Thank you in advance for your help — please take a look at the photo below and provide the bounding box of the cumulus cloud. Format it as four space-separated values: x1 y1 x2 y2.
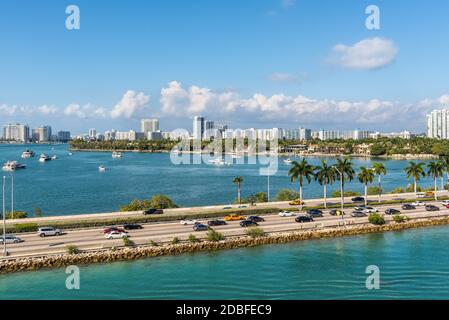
110 90 150 119
38 105 58 115
329 37 398 70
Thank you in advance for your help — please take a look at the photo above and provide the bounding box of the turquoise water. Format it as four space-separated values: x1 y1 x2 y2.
1 225 449 299
0 144 438 216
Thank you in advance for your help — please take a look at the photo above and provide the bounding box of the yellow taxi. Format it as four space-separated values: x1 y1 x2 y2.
223 214 246 221
289 199 304 206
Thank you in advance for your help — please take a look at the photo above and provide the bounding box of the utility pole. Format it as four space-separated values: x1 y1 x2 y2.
11 175 14 220
267 167 270 202
2 176 6 257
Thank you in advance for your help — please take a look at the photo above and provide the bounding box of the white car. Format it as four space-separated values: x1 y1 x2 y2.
442 200 449 206
278 211 295 217
412 201 426 206
180 219 198 225
0 234 22 244
416 192 426 198
362 207 378 214
104 231 128 239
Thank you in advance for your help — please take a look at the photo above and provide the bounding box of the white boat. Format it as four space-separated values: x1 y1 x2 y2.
283 158 293 164
208 158 231 166
2 161 27 171
99 165 106 172
21 150 35 159
51 155 58 160
39 154 51 162
112 151 123 158
68 152 73 156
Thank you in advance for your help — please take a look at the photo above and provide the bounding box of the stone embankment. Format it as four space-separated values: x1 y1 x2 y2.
2 216 449 274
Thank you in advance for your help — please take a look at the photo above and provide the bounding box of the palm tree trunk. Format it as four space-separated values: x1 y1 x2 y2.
378 175 382 203
299 183 303 211
365 184 368 206
323 183 327 209
434 177 438 201
237 184 241 204
441 176 444 191
414 179 417 194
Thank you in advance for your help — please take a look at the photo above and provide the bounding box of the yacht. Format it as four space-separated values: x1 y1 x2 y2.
112 151 123 158
39 154 51 162
2 161 27 171
21 150 35 159
51 155 58 160
283 158 293 164
99 165 106 172
68 152 73 156
208 158 231 166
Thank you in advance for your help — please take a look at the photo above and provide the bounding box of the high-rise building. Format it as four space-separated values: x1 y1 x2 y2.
193 116 205 140
32 126 52 142
427 109 449 139
141 119 159 135
57 131 71 142
299 128 312 140
89 128 97 139
3 123 29 142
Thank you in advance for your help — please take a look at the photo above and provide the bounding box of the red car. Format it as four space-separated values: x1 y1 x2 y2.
103 227 126 234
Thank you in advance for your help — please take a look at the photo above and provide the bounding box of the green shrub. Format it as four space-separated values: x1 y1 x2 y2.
368 213 386 225
13 223 38 233
367 186 381 195
275 189 300 201
206 229 224 242
66 245 80 255
4 211 28 219
332 190 361 197
245 227 266 238
392 215 405 223
149 240 159 246
34 208 43 217
390 187 405 194
406 185 422 192
238 192 268 204
188 234 200 243
123 237 135 247
120 194 179 211
171 237 180 244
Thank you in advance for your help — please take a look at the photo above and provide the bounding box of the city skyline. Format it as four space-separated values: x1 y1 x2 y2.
1 1 449 132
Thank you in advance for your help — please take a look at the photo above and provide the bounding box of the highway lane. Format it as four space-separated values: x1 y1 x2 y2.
3 200 449 258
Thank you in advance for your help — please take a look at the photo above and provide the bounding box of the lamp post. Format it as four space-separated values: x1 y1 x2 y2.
2 176 6 257
332 166 345 221
267 167 270 202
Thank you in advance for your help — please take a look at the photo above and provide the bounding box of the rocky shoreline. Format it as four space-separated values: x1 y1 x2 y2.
2 216 449 274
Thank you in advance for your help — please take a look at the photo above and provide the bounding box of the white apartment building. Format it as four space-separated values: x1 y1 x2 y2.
3 123 30 142
193 116 205 140
427 109 449 139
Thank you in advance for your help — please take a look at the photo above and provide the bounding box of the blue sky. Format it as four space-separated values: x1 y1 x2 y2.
1 0 449 133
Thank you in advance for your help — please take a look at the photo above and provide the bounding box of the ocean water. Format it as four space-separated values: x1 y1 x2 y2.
0 144 438 216
1 224 449 299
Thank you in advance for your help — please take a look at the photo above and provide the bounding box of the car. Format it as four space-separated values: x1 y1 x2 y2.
240 220 258 227
416 192 426 198
278 211 295 217
350 211 367 217
295 215 314 223
442 200 449 206
425 205 440 211
362 206 378 214
104 231 128 239
208 219 227 226
0 234 22 244
385 208 401 215
307 209 323 217
329 209 345 216
103 227 127 234
392 198 406 202
143 208 164 215
402 204 416 210
193 223 209 231
224 214 245 221
351 197 365 202
180 219 198 225
37 227 63 237
289 199 304 206
425 191 435 197
412 201 426 206
237 205 248 208
247 216 265 223
223 206 232 210
123 223 143 230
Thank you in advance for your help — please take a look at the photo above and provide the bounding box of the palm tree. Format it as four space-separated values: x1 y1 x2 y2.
314 160 336 208
404 161 426 194
232 176 244 204
288 159 315 209
427 161 444 201
358 167 375 205
372 162 387 203
334 157 355 210
441 156 449 191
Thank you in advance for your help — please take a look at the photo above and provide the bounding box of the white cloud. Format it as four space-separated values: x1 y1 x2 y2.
38 105 58 115
160 81 214 115
329 37 398 70
110 90 150 119
267 72 299 83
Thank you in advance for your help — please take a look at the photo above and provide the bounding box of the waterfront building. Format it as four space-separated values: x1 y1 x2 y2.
147 131 162 140
427 109 449 139
3 123 30 142
89 128 97 139
193 116 205 140
299 128 312 140
115 130 141 141
57 131 71 142
141 119 159 135
32 125 52 142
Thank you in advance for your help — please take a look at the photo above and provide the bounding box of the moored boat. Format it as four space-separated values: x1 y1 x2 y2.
21 149 35 159
2 161 27 171
39 154 51 162
112 151 123 158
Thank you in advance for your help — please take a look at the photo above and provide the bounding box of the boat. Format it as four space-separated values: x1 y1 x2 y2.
39 154 51 162
2 161 27 171
99 165 106 172
21 150 35 159
68 152 73 156
112 151 123 158
208 158 231 166
283 158 293 164
51 155 58 160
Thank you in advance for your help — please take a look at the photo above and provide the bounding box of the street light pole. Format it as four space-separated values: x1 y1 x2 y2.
11 175 13 220
332 166 345 221
267 167 270 202
2 176 6 257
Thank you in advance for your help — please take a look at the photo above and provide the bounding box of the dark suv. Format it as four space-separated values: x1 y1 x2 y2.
143 208 164 215
295 216 314 223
